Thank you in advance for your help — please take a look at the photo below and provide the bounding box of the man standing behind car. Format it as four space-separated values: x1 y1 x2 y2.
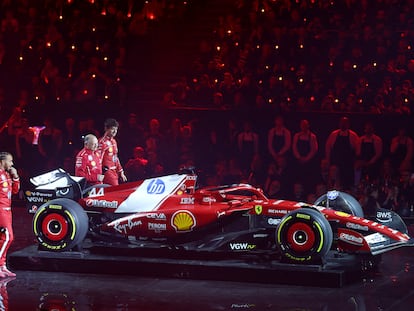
75 134 104 187
0 151 20 277
98 118 127 186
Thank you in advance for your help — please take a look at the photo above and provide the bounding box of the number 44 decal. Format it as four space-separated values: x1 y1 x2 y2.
88 187 105 197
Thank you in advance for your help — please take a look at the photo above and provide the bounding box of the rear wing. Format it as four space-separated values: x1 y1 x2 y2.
25 169 86 213
30 168 85 189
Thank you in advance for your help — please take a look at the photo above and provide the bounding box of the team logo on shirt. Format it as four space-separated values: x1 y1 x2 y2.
91 161 96 166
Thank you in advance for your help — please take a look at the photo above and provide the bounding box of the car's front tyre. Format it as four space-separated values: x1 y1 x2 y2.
314 190 364 217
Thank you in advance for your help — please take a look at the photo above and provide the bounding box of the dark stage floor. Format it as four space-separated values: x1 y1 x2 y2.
4 206 414 310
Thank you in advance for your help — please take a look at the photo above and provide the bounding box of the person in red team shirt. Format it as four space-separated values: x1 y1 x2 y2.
75 134 104 186
0 152 20 278
98 118 127 186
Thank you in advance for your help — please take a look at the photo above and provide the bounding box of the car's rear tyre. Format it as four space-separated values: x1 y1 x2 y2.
33 198 89 252
276 208 333 263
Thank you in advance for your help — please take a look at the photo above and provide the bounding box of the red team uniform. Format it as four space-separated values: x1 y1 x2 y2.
75 148 102 186
0 169 19 267
98 135 124 186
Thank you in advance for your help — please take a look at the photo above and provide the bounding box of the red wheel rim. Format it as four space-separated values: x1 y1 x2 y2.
42 213 69 241
287 222 315 252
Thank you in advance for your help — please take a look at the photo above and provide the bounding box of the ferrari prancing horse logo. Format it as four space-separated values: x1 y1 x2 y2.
255 205 262 215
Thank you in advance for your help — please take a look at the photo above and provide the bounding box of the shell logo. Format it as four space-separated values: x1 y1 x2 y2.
171 210 196 232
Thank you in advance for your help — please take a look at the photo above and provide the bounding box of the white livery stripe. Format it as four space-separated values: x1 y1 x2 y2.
115 174 187 213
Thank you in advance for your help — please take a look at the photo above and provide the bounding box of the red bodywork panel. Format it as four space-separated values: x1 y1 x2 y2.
78 174 250 237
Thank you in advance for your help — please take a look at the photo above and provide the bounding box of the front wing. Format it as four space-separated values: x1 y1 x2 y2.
337 227 414 256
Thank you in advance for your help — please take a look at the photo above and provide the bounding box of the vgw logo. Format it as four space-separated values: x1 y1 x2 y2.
26 196 45 203
229 243 256 250
147 179 165 194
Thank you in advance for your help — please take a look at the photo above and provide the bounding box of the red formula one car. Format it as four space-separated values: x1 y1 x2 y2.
24 168 414 265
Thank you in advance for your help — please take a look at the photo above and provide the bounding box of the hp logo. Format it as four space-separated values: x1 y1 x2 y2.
147 179 165 194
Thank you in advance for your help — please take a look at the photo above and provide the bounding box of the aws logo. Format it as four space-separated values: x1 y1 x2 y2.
376 210 392 223
147 179 165 194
